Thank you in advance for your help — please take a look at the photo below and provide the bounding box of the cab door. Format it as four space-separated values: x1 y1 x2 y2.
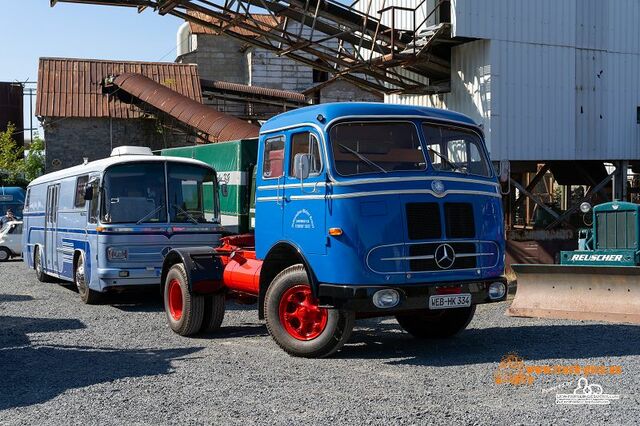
45 184 60 274
283 129 327 255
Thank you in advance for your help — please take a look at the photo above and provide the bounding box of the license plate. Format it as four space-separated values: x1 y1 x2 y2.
429 293 472 310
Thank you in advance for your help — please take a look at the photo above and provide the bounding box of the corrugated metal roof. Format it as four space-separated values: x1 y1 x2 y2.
188 11 281 38
36 57 202 118
113 73 259 142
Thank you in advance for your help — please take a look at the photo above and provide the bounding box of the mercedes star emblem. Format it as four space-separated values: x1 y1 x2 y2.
431 180 445 195
434 243 456 269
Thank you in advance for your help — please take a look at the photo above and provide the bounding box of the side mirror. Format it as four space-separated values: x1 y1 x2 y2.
220 182 229 197
84 177 99 201
293 153 312 180
83 186 94 201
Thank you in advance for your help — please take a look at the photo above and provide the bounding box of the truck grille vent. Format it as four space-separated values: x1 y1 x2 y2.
406 202 441 240
445 203 475 238
409 242 477 271
596 210 636 249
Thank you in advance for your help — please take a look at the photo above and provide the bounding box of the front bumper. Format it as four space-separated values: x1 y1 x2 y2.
97 267 162 287
317 277 508 313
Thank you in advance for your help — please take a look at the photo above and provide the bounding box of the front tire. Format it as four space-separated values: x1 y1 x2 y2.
75 254 101 304
264 265 355 358
0 247 10 262
164 264 204 336
34 246 53 283
396 306 476 339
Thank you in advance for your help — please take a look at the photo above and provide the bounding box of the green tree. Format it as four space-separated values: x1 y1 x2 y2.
0 123 26 186
24 134 45 181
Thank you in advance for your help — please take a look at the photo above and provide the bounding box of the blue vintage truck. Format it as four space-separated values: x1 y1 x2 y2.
161 103 507 358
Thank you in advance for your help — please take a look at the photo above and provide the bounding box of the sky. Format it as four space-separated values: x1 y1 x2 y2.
0 1 184 140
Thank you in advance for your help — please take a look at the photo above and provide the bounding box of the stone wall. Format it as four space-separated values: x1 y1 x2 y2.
42 117 191 172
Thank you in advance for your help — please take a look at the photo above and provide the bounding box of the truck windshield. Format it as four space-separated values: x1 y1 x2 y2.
167 163 217 224
422 123 492 177
329 122 426 176
101 163 167 224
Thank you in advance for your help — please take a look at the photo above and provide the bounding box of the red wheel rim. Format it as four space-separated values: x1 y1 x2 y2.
278 284 328 341
168 279 183 321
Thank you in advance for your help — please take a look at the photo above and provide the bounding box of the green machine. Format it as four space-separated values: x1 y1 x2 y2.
509 201 640 324
162 139 258 234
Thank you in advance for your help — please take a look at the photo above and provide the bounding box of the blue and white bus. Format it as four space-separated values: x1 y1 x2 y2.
22 146 222 303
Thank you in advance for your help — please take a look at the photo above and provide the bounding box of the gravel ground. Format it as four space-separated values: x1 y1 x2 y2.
1 259 638 425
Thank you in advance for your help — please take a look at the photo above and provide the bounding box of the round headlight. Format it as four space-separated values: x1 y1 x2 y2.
580 202 592 214
488 282 506 300
372 289 400 309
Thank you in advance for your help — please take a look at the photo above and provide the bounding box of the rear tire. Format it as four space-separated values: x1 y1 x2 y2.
34 246 53 283
75 254 101 305
396 306 476 339
264 265 355 358
164 264 204 336
200 293 226 333
0 247 10 262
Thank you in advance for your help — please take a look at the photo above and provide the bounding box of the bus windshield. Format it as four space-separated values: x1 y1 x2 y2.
167 163 217 224
102 163 167 224
101 162 218 224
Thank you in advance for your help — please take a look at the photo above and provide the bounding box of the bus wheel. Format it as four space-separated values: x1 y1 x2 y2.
34 246 53 283
395 306 476 339
200 293 226 333
0 247 10 262
164 263 204 336
75 254 101 304
264 265 355 358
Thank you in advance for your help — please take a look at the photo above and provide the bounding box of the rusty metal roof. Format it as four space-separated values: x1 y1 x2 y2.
113 73 259 142
188 11 281 38
36 57 202 118
200 79 308 103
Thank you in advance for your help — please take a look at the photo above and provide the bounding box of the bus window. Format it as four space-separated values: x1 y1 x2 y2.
167 163 218 224
75 175 89 208
101 163 167 224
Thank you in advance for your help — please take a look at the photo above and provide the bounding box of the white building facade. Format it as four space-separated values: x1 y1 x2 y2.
361 0 640 162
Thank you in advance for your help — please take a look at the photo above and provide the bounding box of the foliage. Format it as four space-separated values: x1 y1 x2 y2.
24 134 45 181
0 123 44 186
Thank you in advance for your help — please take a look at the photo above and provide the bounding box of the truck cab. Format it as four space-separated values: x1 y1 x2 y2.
161 103 507 358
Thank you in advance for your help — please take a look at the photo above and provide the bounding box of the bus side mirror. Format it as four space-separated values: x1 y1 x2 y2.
220 182 229 197
84 177 99 201
84 186 94 201
293 153 312 180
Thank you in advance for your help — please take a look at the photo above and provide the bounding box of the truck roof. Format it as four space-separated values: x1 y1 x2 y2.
29 154 212 187
260 102 478 134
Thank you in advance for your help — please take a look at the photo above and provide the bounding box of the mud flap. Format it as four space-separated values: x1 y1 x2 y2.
507 264 640 324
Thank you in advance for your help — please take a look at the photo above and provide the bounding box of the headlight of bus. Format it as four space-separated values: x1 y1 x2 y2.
107 247 128 261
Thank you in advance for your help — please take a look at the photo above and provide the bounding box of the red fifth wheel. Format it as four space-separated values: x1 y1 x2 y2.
264 265 355 358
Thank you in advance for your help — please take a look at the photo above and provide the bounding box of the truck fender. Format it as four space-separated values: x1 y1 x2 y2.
161 247 225 295
257 241 319 319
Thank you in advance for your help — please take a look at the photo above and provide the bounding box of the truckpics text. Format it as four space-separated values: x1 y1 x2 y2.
161 103 507 358
23 146 220 303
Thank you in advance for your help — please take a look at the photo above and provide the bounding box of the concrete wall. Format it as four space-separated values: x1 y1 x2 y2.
42 117 191 172
316 80 383 104
179 35 248 84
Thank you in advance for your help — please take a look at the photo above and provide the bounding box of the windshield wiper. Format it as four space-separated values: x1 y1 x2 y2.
427 148 467 174
136 204 165 225
339 144 387 174
172 204 199 224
